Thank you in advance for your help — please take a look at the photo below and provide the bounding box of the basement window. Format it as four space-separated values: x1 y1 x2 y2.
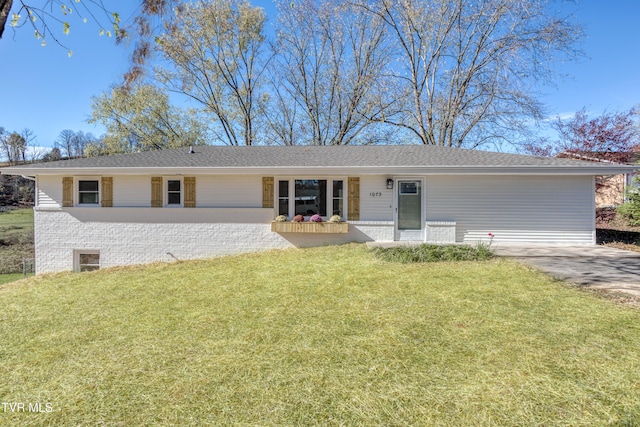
75 250 100 272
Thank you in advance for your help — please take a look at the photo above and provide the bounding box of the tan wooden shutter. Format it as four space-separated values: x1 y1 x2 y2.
151 177 163 207
262 177 274 208
101 177 113 207
184 177 196 208
348 177 360 220
62 177 73 207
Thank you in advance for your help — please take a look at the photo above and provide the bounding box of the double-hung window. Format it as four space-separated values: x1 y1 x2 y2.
78 179 99 205
167 179 182 206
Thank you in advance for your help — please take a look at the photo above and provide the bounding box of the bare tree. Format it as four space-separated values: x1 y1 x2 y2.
270 0 396 146
153 0 268 146
55 129 75 158
1 132 26 164
18 128 36 162
352 0 582 148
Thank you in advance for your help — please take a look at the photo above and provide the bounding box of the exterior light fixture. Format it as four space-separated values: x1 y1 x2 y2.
386 178 394 189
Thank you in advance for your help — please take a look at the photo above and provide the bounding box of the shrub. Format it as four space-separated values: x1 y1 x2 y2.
618 179 640 226
372 243 494 263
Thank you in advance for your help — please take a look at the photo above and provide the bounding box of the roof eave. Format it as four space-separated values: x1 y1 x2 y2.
2 164 637 176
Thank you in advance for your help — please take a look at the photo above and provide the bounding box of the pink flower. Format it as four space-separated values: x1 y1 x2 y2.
488 233 494 238
310 214 323 222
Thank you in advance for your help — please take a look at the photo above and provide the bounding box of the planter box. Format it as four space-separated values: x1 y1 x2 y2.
271 221 349 234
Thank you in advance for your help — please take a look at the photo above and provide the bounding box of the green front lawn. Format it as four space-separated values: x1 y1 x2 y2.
1 244 639 426
0 208 34 274
0 273 29 285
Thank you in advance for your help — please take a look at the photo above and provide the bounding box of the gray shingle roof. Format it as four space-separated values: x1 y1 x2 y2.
2 145 637 174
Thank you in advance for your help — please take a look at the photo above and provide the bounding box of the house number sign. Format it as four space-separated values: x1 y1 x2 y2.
369 192 383 197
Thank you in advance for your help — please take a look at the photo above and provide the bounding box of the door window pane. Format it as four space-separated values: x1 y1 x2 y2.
398 181 421 230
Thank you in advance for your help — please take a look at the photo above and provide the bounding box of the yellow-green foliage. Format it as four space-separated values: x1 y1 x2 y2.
1 244 639 426
618 175 640 226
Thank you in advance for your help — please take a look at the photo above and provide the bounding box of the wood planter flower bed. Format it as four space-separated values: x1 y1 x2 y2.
271 221 349 234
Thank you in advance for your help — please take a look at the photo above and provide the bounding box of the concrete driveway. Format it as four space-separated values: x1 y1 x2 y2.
496 245 640 297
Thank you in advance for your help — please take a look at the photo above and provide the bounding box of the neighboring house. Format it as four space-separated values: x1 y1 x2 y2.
1 145 636 274
556 150 640 207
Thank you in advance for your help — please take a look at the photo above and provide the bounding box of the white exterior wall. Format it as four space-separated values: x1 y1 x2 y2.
37 175 63 208
424 175 595 244
359 175 394 221
113 176 151 207
197 175 261 207
37 175 263 208
33 208 391 274
32 173 596 274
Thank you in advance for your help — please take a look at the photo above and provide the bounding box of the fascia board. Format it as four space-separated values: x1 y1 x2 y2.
2 164 638 176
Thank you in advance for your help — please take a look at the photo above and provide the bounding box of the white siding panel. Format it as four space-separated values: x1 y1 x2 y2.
197 175 262 207
37 175 63 208
113 176 152 207
425 175 594 244
360 175 393 221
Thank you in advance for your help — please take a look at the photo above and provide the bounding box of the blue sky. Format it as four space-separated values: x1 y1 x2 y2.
0 0 638 152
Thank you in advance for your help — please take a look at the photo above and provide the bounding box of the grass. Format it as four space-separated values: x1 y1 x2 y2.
372 243 494 262
0 208 34 274
1 244 640 426
0 273 29 285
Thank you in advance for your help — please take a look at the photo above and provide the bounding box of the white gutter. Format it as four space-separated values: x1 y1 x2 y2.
2 164 638 176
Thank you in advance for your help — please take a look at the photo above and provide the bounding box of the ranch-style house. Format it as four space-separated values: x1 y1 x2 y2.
1 145 636 274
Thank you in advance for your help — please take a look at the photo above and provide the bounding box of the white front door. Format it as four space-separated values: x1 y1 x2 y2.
396 180 423 241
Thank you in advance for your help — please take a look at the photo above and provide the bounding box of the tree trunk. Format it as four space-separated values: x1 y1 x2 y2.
0 0 12 39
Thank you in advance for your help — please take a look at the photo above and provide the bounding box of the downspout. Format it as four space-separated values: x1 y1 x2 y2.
623 173 628 203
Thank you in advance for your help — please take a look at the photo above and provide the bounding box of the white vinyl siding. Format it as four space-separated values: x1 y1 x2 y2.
36 175 63 208
113 176 152 207
425 175 595 244
359 175 393 221
197 175 261 207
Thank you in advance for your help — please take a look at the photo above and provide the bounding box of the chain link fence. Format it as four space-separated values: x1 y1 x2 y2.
22 257 35 278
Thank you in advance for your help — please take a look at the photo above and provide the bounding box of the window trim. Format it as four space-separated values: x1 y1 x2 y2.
74 250 100 272
164 176 184 207
275 177 347 220
75 177 101 207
